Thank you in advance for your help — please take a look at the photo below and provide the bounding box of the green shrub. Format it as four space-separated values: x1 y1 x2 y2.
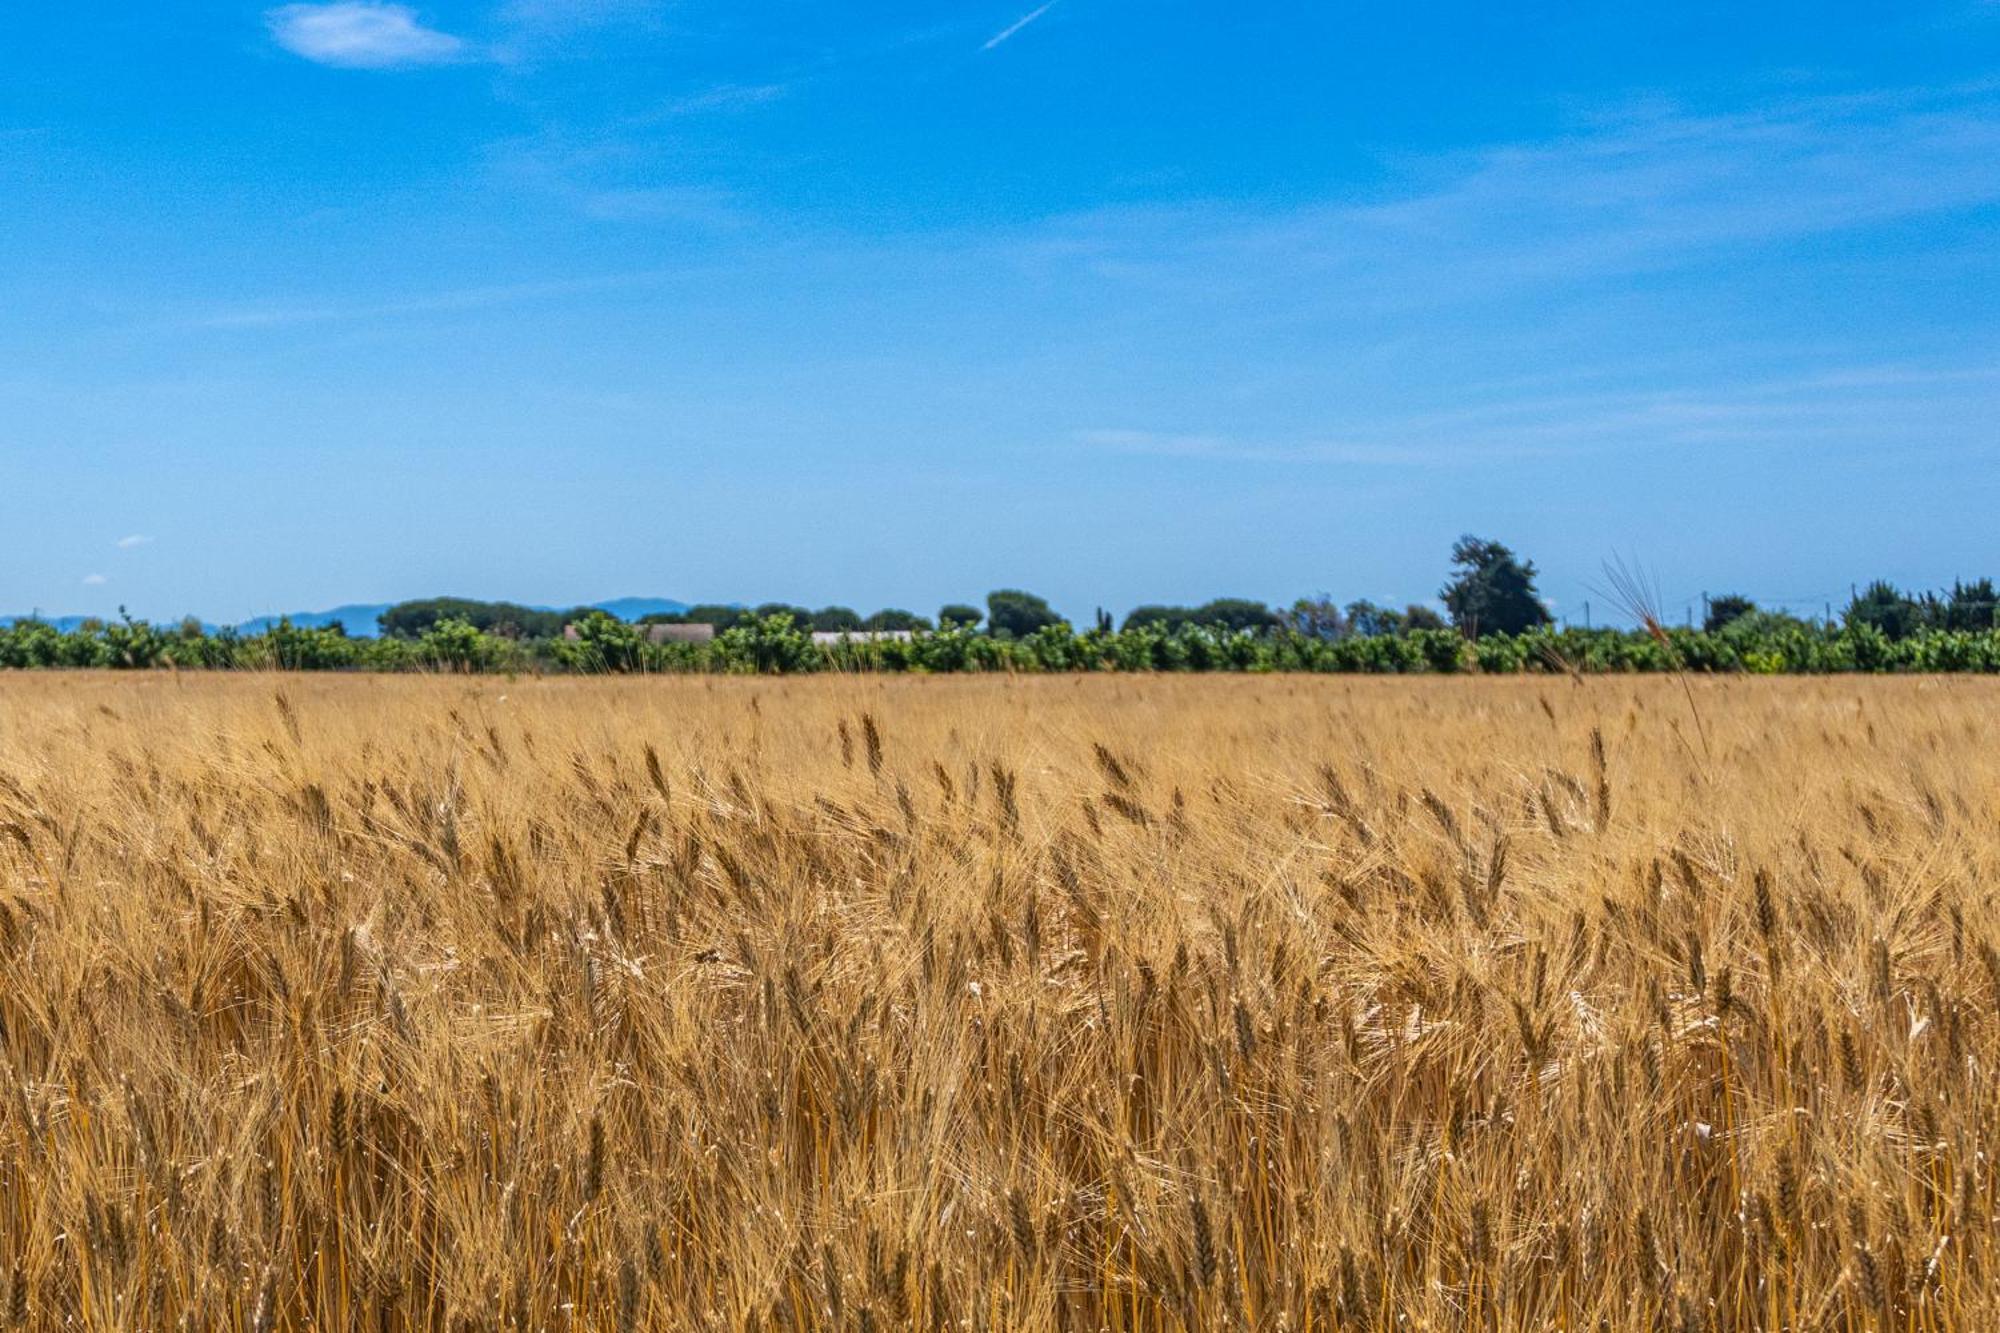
8 611 2000 678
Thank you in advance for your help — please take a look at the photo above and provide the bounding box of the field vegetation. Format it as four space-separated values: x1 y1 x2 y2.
1 673 1997 1329
13 610 2000 676
9 538 1997 676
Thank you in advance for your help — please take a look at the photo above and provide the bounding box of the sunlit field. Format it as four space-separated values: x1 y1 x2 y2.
2 672 1997 1330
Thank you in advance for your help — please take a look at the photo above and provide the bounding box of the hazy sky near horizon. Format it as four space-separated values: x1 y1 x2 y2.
4 2 1998 624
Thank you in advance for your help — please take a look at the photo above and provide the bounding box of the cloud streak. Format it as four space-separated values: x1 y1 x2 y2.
643 83 790 119
266 3 468 69
1001 83 2000 315
1078 361 2000 468
190 268 690 331
982 1 1060 51
115 534 152 549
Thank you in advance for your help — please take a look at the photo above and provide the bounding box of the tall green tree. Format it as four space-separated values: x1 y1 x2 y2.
1190 598 1279 633
986 590 1063 639
864 608 932 631
938 603 984 630
753 603 815 626
1439 536 1552 637
673 604 749 630
1946 578 1998 631
810 606 863 632
1845 581 1926 640
1287 595 1347 641
1401 605 1447 632
1122 605 1189 631
1704 594 1757 632
1342 600 1401 637
379 597 572 639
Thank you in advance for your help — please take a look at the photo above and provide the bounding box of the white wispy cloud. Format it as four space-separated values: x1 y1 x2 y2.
983 0 1061 51
115 534 152 549
158 76 2000 482
81 573 108 587
1002 83 2000 312
482 130 742 225
482 0 668 65
644 83 790 119
266 3 469 70
191 268 690 331
1078 362 2000 468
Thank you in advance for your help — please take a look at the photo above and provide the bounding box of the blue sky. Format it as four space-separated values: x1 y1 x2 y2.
4 2 1998 625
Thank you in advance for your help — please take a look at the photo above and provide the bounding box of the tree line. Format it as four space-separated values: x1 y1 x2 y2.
368 539 1555 642
6 536 1998 673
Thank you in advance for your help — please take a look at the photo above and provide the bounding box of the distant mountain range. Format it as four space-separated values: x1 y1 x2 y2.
2 597 690 639
0 614 109 634
233 604 396 636
586 597 692 623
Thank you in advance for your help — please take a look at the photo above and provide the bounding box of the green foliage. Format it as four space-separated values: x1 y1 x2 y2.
715 613 817 674
261 619 364 671
5 615 2000 675
1343 600 1447 637
1717 608 1811 638
1342 600 1401 638
810 606 863 632
1286 595 1345 641
102 610 172 669
864 608 932 631
12 565 2000 677
0 618 108 667
1840 579 1997 640
1472 634 1529 673
1122 598 1277 634
379 597 576 639
1440 536 1553 637
1704 593 1757 632
753 603 815 626
1845 581 1926 641
1945 579 1999 631
1122 605 1184 631
1191 598 1279 633
1411 628 1469 673
986 589 1063 639
938 603 984 630
552 611 644 674
1401 605 1447 632
1743 649 1784 675
660 604 750 630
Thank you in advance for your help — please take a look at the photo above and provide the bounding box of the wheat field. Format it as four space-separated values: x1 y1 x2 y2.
0 672 1996 1331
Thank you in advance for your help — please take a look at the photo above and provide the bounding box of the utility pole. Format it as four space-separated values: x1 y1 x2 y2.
1583 601 1590 629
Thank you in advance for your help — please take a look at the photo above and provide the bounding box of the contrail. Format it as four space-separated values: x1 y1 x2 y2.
981 0 1060 50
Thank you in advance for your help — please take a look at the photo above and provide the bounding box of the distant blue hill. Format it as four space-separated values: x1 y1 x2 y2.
235 603 394 636
4 598 691 639
587 597 692 622
0 614 104 633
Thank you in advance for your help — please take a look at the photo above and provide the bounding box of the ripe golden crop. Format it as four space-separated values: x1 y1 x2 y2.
0 673 1995 1329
